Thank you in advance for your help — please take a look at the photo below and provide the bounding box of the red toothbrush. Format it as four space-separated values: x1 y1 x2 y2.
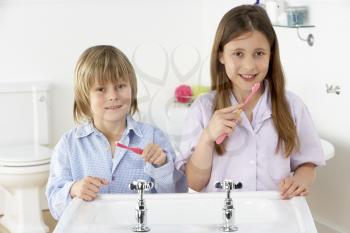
116 142 143 155
215 82 261 144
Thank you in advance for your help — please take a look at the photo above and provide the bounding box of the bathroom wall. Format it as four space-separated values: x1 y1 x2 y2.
275 1 350 232
0 0 349 232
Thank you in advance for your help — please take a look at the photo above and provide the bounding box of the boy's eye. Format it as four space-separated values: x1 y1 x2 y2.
117 84 126 89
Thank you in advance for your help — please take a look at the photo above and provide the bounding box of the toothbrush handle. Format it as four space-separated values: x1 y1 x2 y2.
216 133 228 144
243 92 254 106
130 147 144 155
116 142 144 155
215 83 259 145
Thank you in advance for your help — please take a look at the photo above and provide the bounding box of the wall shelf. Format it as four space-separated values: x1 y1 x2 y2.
273 24 315 28
273 24 315 46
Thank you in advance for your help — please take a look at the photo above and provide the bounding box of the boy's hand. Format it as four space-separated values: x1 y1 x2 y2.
279 175 309 199
70 176 109 201
142 143 167 166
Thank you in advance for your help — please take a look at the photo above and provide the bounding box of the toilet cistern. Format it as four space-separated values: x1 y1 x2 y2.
0 81 52 233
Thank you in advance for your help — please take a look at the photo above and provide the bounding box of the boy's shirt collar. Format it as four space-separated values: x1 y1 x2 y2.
74 122 94 138
125 115 143 138
74 114 143 139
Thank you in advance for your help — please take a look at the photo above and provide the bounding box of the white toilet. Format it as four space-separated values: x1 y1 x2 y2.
0 81 52 233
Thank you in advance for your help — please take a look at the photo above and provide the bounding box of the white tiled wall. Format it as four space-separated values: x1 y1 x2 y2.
0 0 349 231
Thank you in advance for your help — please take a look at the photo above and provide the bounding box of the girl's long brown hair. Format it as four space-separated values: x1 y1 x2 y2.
210 5 299 156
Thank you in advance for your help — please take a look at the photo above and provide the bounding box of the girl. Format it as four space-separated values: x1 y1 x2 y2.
46 45 187 220
176 5 325 198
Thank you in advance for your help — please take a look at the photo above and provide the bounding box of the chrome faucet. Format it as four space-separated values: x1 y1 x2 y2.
215 180 243 232
129 180 154 232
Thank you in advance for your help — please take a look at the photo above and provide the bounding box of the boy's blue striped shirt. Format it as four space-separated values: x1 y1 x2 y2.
46 115 187 219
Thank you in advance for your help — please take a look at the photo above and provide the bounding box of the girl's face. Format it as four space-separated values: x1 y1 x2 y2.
89 80 132 126
219 30 271 95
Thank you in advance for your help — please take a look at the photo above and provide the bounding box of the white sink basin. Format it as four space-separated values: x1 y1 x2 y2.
54 192 317 233
320 138 335 160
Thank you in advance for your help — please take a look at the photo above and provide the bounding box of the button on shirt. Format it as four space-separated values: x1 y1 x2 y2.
175 83 325 192
46 116 187 220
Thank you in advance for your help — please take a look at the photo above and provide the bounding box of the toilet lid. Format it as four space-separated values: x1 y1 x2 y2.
0 145 52 167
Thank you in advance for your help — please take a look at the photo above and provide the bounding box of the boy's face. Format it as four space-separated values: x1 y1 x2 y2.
219 30 270 96
89 80 132 126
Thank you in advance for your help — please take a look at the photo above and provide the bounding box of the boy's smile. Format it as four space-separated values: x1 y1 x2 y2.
104 104 123 110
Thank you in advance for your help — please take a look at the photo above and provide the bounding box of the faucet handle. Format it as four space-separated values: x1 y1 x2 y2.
215 180 243 191
235 182 242 189
129 179 154 192
215 182 223 189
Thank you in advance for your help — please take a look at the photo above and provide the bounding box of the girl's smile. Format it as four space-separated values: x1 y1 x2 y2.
239 73 258 82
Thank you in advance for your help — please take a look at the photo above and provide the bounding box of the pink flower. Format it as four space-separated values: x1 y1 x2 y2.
175 85 192 103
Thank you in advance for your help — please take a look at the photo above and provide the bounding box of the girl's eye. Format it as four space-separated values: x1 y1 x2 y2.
255 51 265 56
233 51 243 57
96 87 105 92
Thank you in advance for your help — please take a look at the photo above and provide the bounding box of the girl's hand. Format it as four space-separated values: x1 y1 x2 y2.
205 104 243 142
70 176 109 201
142 143 167 166
279 175 310 199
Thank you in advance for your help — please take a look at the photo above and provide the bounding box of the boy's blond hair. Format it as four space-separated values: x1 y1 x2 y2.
73 45 138 124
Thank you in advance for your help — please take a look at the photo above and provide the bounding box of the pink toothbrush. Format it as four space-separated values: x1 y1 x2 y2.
116 142 143 155
215 82 261 144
